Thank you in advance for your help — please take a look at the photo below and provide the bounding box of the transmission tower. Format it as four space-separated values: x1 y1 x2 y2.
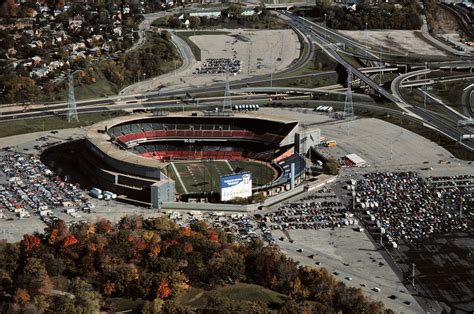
222 68 232 111
344 69 353 118
67 73 78 122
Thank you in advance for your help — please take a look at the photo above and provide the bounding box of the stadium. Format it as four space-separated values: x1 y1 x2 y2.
83 112 313 207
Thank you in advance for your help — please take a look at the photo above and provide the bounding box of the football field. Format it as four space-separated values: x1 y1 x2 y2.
166 160 275 195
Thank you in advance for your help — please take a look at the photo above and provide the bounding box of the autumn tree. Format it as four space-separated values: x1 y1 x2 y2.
207 248 245 284
4 75 41 104
19 258 52 297
21 234 41 256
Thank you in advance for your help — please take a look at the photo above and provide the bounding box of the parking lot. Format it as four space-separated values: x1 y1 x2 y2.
195 58 241 75
264 187 357 232
265 186 423 313
354 172 473 245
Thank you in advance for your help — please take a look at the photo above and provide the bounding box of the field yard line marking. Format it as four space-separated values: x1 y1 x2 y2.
225 160 234 172
170 162 188 194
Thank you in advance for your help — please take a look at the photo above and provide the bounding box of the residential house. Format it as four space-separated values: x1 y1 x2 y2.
30 67 49 78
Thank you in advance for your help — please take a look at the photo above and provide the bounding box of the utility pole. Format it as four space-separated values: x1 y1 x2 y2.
390 140 393 161
379 46 383 85
324 13 327 39
223 67 232 112
424 62 428 108
344 69 354 136
352 188 356 210
412 263 415 288
365 22 368 58
67 72 78 123
269 47 274 88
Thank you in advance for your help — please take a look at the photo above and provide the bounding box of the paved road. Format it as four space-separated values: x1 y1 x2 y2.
461 84 474 118
284 12 474 151
391 68 474 150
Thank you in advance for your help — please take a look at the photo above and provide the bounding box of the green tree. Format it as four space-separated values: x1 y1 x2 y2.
323 159 339 175
142 298 164 313
19 258 52 297
188 16 201 29
68 278 101 313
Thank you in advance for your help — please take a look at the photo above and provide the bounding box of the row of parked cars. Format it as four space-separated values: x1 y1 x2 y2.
0 152 93 221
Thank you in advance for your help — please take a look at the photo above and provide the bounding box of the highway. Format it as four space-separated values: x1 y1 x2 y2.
1 10 473 152
461 84 474 118
282 12 474 151
283 12 404 103
391 69 474 149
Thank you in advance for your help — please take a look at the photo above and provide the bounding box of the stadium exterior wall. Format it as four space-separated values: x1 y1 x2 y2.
85 139 163 180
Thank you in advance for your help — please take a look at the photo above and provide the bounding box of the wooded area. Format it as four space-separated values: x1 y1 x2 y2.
0 216 386 313
299 0 422 30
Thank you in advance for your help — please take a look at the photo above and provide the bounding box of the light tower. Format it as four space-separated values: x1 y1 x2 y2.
67 72 78 122
344 69 353 118
222 68 232 111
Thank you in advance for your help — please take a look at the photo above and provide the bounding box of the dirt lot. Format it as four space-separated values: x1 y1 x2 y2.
429 4 460 35
339 30 447 56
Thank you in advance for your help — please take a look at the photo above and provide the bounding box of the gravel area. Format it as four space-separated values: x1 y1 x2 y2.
339 30 447 56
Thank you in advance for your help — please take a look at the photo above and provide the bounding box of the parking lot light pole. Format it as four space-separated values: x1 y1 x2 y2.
365 22 368 57
424 62 428 108
324 13 327 39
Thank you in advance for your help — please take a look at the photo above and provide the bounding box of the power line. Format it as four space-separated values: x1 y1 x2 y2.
344 68 354 118
222 67 232 111
67 72 78 123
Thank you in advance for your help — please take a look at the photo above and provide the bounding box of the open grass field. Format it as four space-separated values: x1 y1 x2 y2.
0 111 128 138
229 160 276 186
177 282 288 308
166 160 275 194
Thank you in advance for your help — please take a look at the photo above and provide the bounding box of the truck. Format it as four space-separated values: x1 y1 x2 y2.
65 208 76 214
325 140 337 147
89 187 103 199
104 191 117 200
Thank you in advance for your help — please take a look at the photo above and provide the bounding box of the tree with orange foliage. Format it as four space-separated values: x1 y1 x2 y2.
184 242 193 254
103 281 116 296
180 227 192 237
156 280 171 299
14 288 30 307
207 230 219 243
5 0 18 17
95 219 113 234
62 235 78 247
48 229 59 245
147 242 161 258
86 223 95 240
21 234 41 254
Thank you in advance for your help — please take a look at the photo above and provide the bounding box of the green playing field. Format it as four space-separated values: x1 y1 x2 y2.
166 160 276 195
